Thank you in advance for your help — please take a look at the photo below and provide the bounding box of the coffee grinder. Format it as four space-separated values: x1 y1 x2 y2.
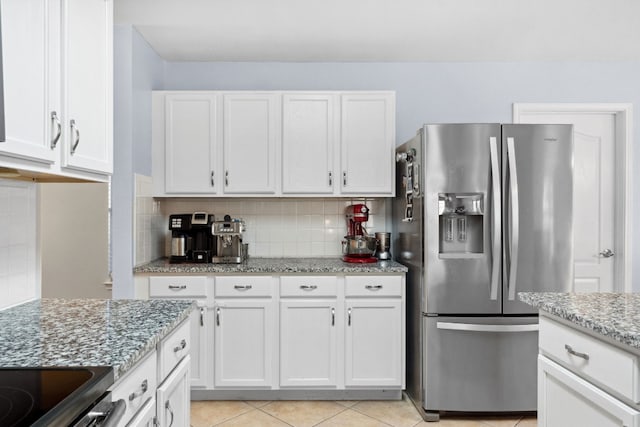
342 204 378 263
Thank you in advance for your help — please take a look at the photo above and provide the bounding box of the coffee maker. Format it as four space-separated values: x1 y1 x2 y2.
169 212 215 263
211 215 246 264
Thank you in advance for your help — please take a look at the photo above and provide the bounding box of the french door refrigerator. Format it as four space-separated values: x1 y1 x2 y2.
393 123 573 421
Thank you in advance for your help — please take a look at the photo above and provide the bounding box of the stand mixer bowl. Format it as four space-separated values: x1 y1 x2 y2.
342 235 378 257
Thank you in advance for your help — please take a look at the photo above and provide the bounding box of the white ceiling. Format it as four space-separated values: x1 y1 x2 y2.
114 0 640 62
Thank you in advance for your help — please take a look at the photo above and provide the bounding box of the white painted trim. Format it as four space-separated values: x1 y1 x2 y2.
513 103 633 292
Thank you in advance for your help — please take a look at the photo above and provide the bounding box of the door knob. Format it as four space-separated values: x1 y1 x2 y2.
599 249 614 258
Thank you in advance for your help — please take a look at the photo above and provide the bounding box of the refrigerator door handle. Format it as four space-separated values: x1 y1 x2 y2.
436 322 538 333
489 136 500 300
506 137 520 301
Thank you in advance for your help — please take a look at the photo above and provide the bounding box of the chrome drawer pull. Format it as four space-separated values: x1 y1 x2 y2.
565 344 589 360
128 379 148 401
331 307 335 326
168 285 186 290
234 285 252 291
300 285 317 291
348 308 352 326
365 285 383 291
173 339 187 353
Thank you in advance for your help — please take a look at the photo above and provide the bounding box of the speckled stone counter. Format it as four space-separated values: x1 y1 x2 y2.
134 257 408 274
0 298 195 380
519 292 640 351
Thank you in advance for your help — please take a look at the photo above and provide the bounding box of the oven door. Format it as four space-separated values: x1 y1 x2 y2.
72 392 126 427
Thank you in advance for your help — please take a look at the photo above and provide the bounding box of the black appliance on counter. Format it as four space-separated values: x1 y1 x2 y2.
169 212 215 263
0 366 121 426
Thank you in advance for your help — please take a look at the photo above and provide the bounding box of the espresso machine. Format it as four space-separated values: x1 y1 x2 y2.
342 204 378 263
211 215 247 264
169 212 215 263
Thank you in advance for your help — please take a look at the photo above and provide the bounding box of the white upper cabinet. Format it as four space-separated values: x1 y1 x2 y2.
152 91 395 197
164 94 219 194
340 93 395 195
0 0 56 164
0 0 113 181
60 0 113 175
282 93 337 194
223 93 279 194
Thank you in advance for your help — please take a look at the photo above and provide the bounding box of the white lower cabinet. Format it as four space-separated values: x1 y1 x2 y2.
345 299 403 387
280 300 338 387
538 315 640 427
110 350 157 425
156 356 191 427
214 300 274 387
126 397 156 427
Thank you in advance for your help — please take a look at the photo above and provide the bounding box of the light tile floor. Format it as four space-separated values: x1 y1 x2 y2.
191 396 538 427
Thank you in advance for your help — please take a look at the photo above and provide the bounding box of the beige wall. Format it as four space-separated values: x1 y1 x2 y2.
39 183 111 298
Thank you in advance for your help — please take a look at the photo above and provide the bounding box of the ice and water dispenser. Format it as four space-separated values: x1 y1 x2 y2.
438 193 484 257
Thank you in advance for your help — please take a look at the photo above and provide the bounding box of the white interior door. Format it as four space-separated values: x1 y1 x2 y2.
514 104 632 292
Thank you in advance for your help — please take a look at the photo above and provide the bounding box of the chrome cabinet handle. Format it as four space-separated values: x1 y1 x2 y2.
347 308 352 326
50 111 62 149
173 339 186 353
565 344 589 360
165 401 175 427
343 171 347 186
328 171 333 186
489 136 501 301
225 170 229 186
365 285 383 291
200 307 204 326
128 379 148 401
234 285 252 291
168 285 186 290
211 171 215 187
599 249 615 258
216 307 220 326
70 119 80 154
300 285 317 291
331 307 335 326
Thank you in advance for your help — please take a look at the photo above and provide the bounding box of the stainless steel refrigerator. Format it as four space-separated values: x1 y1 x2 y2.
392 123 573 421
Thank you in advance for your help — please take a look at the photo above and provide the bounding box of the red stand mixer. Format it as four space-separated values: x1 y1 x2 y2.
342 204 378 263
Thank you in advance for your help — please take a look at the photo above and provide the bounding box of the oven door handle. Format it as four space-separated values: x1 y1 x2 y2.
96 399 126 427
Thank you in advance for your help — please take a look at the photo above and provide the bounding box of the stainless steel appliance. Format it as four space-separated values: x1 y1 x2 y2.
342 204 377 263
393 123 573 420
375 231 391 260
211 215 247 264
0 1 5 142
0 366 122 426
169 212 215 263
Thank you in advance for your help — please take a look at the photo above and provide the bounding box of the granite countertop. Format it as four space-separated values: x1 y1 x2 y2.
519 292 640 350
134 257 408 274
0 298 195 380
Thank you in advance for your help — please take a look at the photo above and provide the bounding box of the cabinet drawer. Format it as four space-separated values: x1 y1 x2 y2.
159 319 191 381
345 275 402 297
110 350 157 425
215 276 273 297
280 276 337 297
539 316 640 404
149 276 208 298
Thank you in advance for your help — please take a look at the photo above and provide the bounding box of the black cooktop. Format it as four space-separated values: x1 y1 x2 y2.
0 367 113 426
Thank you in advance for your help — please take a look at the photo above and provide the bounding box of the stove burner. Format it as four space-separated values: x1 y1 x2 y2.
0 387 34 427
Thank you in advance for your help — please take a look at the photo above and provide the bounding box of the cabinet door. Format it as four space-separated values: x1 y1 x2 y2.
223 94 279 194
282 94 336 194
280 300 338 387
165 94 219 194
214 300 274 387
61 0 112 174
190 305 213 388
345 299 402 387
0 0 57 163
157 356 191 427
538 356 640 427
340 93 395 195
126 397 156 427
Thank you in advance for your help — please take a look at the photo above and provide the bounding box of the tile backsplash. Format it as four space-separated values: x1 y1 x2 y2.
134 175 165 266
159 197 389 258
